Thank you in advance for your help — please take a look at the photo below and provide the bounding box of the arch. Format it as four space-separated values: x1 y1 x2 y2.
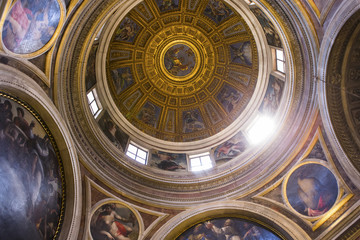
318 0 360 189
0 63 82 240
151 201 310 240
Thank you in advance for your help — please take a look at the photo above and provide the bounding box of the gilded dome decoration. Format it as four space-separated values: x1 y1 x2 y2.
106 0 258 142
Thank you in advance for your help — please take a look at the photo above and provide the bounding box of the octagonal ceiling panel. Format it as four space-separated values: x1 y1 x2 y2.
106 0 258 142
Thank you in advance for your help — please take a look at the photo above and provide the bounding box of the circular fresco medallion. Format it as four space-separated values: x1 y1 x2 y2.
163 43 197 78
90 202 139 240
284 162 338 217
2 0 63 55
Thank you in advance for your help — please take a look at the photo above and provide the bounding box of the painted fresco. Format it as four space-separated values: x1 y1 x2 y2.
114 17 141 43
90 202 139 240
137 101 161 128
182 109 205 133
285 163 338 217
0 95 63 240
155 0 179 12
203 0 233 24
216 84 243 113
250 7 282 48
111 67 134 95
98 111 129 152
212 131 248 164
259 75 284 115
2 0 61 54
149 150 187 171
164 44 196 77
177 217 281 240
229 41 252 66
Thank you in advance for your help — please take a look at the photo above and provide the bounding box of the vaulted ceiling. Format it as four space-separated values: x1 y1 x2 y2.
0 0 360 239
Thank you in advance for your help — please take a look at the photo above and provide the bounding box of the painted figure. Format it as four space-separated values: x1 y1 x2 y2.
286 163 338 217
260 76 284 115
156 0 179 12
99 111 129 152
111 67 134 95
297 175 335 216
114 17 140 43
204 0 233 24
164 44 196 77
2 0 61 54
206 219 241 240
217 84 243 113
151 151 186 171
0 96 62 240
230 42 252 66
250 7 281 47
183 110 205 133
213 132 247 163
91 204 134 240
138 102 159 127
177 218 281 240
243 222 261 240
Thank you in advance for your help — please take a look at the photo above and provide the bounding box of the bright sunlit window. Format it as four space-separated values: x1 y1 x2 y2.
126 142 148 164
276 49 285 73
87 88 102 118
247 115 276 145
190 152 212 171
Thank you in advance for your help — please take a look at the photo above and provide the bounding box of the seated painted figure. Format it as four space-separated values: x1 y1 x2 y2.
297 175 336 217
92 204 133 240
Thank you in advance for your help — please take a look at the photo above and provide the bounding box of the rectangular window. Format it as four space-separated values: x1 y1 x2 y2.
87 88 102 118
190 153 212 171
276 49 285 73
126 143 148 164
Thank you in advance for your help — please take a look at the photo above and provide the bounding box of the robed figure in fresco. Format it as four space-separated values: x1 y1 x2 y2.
2 0 61 54
91 203 139 240
0 97 62 240
286 163 338 217
177 217 281 240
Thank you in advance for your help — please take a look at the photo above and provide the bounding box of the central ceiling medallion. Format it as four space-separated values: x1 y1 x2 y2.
162 42 198 80
164 42 198 80
145 26 214 96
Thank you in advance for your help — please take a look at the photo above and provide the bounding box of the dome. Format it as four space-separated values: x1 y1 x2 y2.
102 0 259 143
94 0 277 157
70 0 296 194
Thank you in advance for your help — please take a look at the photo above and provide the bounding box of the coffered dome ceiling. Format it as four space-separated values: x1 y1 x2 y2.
104 0 259 142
